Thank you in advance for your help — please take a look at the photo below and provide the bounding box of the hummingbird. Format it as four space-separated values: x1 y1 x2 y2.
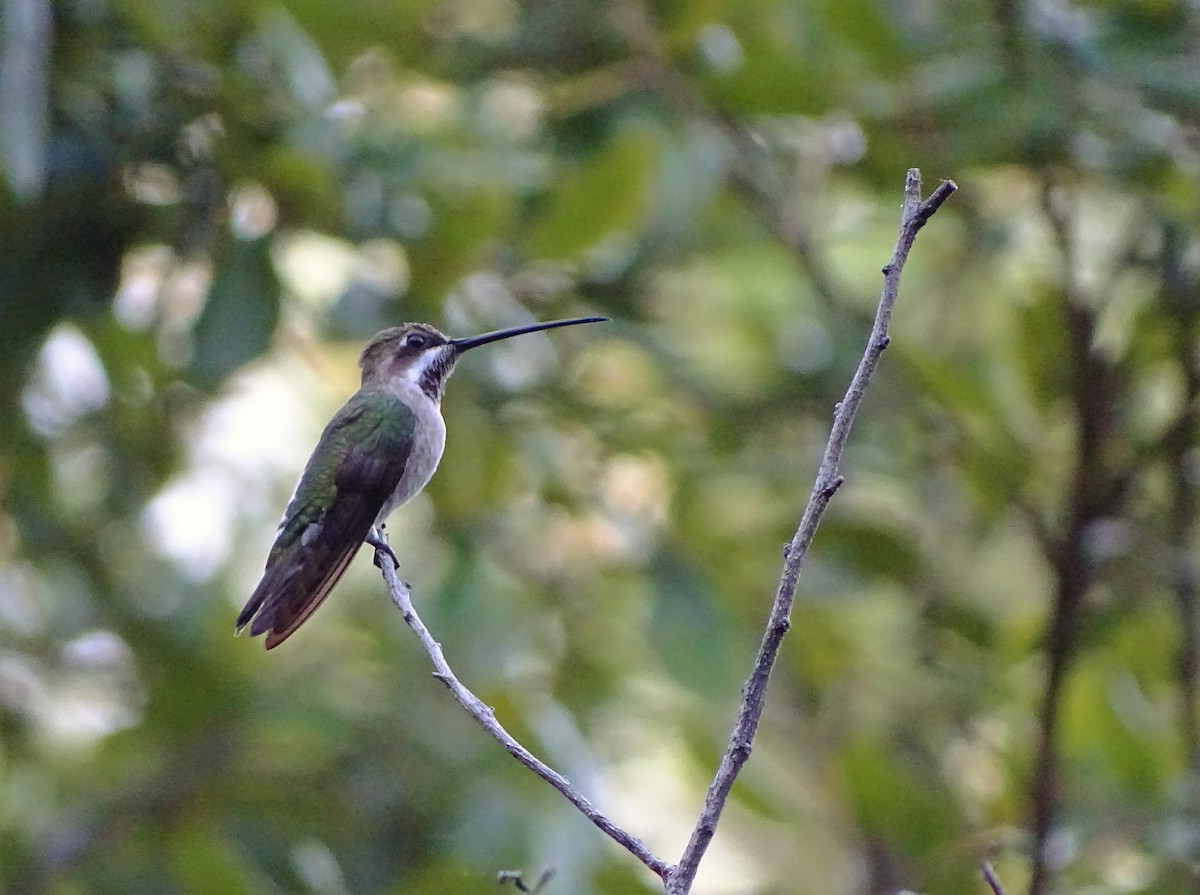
237 315 606 648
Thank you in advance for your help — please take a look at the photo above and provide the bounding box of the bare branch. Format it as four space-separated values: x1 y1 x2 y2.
377 170 953 894
376 555 670 880
663 169 957 894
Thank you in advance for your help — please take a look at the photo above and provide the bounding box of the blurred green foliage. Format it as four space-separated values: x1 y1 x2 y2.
2 1 1200 894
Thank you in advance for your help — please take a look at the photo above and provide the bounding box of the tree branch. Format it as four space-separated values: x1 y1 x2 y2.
374 555 671 880
663 169 957 894
379 169 953 894
1026 175 1117 895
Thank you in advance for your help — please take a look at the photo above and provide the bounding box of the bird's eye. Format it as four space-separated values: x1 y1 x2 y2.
405 333 427 350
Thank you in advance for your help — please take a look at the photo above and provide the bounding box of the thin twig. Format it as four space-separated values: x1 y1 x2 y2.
662 169 957 894
982 862 1008 895
375 554 670 880
498 868 556 893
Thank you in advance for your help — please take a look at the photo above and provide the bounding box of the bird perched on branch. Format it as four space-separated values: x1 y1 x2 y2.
237 316 606 648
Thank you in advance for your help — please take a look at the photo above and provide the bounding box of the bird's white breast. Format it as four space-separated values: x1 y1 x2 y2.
375 376 447 523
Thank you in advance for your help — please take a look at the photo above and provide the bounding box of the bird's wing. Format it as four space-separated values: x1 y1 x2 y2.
237 388 417 648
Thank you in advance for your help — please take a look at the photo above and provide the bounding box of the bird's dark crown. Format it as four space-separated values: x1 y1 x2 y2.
359 323 449 375
359 323 457 400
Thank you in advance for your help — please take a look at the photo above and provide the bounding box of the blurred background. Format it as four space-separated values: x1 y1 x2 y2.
2 1 1200 893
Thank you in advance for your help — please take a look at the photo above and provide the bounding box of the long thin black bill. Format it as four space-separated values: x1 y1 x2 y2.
450 316 607 352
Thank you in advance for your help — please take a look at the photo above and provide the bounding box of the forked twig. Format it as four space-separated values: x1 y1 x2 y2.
380 169 955 894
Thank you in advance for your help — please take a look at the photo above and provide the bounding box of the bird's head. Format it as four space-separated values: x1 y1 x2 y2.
358 316 607 401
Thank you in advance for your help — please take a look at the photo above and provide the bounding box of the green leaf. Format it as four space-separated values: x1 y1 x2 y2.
170 825 256 895
838 737 960 853
819 0 914 75
529 128 661 260
189 237 281 389
899 349 1035 516
649 552 735 695
818 515 924 587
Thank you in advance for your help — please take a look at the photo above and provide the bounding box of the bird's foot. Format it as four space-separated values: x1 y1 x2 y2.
367 525 401 570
